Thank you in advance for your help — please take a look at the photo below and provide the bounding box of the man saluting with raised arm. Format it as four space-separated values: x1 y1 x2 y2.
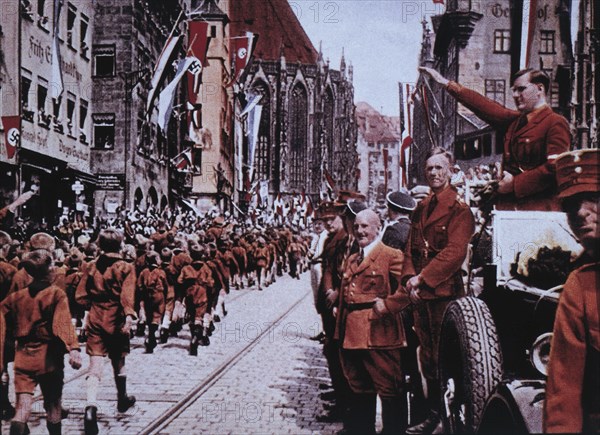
419 66 570 211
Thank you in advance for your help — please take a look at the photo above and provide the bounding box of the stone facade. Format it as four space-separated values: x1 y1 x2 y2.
229 0 357 207
1 0 95 224
410 0 573 186
355 102 401 208
91 0 186 216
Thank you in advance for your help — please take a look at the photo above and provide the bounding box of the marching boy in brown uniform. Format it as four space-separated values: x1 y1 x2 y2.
1 249 82 435
137 251 168 353
75 228 137 435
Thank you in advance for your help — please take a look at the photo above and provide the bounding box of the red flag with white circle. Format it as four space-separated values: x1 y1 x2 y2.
1 116 20 159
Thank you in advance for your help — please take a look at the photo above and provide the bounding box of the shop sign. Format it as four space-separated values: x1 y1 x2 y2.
96 173 125 190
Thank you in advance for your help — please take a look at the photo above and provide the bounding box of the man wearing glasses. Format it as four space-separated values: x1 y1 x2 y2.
419 66 570 211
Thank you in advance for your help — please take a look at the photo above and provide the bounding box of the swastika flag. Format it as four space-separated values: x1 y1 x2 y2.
1 116 20 159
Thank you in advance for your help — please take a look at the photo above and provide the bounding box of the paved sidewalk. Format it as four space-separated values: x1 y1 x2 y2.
1 271 346 434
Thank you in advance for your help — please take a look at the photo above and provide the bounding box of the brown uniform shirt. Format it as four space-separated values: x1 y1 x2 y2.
544 262 600 433
337 242 410 349
75 253 137 336
1 283 79 374
402 186 474 298
446 81 570 211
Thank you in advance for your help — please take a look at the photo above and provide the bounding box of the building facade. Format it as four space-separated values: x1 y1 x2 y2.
1 0 95 226
355 102 401 207
91 0 187 217
410 0 573 185
229 0 357 207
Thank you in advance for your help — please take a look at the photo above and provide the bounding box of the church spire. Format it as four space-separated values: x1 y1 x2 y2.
340 47 346 77
419 18 433 66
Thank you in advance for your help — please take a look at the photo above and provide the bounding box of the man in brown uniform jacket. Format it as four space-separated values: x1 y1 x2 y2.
420 66 570 211
337 209 412 434
76 228 137 435
1 249 81 435
544 149 600 433
402 147 475 434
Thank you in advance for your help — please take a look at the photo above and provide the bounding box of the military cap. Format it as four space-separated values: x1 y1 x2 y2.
387 191 417 214
316 201 344 219
29 232 56 252
409 185 431 201
344 200 368 217
556 149 600 198
337 190 366 204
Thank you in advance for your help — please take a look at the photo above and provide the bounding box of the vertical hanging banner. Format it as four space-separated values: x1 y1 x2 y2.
51 0 64 99
400 136 412 188
187 21 211 103
146 35 182 113
1 116 20 160
225 32 257 88
382 147 389 193
157 56 201 132
246 104 263 181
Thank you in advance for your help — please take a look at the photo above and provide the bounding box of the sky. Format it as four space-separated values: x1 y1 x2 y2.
289 0 446 117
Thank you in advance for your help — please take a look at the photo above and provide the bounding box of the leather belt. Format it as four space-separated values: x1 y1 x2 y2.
344 301 375 311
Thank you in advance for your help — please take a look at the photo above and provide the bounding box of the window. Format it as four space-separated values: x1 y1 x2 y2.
37 79 49 126
482 134 492 156
540 30 555 54
67 4 76 47
288 84 308 189
93 45 116 77
79 99 88 143
485 79 506 105
252 82 271 182
52 96 63 133
324 89 334 175
80 14 89 57
21 74 32 116
37 0 49 30
493 30 510 53
66 93 75 136
92 113 115 149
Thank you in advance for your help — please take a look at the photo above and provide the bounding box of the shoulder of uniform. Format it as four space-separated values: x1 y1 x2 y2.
454 193 468 206
572 261 600 275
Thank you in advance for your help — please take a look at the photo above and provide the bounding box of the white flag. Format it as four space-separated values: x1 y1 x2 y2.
50 0 64 99
246 104 262 180
146 35 182 114
157 56 201 132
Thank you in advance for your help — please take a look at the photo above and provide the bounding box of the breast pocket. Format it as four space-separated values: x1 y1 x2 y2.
515 136 543 168
432 225 448 250
363 274 384 293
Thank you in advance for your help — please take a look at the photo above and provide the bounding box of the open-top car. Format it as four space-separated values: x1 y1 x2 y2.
437 210 583 433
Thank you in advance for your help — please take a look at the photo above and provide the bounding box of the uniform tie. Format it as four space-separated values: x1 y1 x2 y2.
426 195 438 219
357 249 365 265
515 114 528 131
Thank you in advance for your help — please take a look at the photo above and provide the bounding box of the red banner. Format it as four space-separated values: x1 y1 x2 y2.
187 21 210 103
1 116 20 159
225 33 256 88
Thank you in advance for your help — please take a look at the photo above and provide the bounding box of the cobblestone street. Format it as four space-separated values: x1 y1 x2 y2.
1 271 347 434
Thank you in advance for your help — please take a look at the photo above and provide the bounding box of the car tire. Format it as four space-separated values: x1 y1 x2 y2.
439 296 503 433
